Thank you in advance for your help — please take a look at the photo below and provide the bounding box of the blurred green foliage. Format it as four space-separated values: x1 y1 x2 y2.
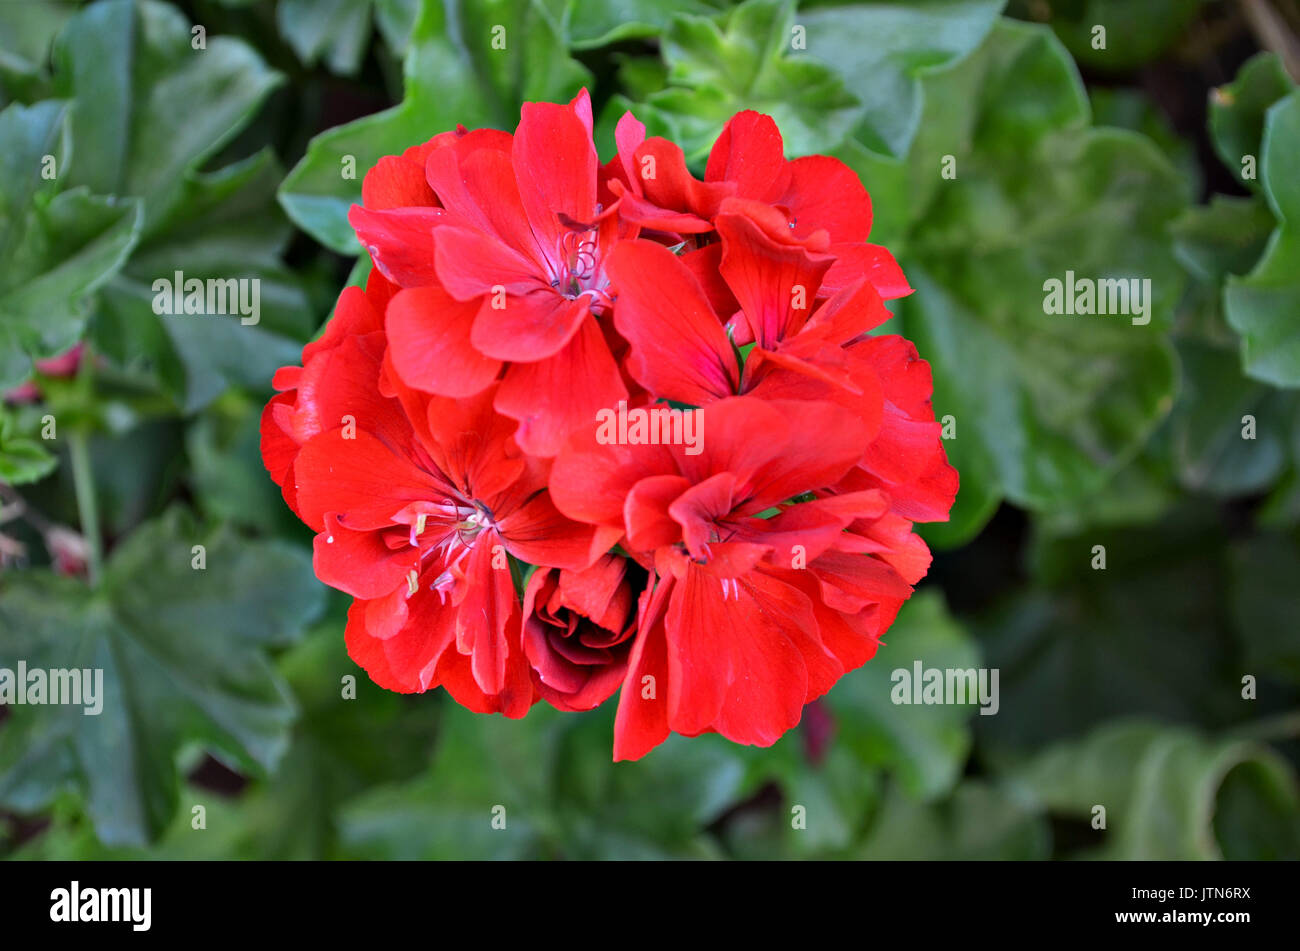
2 0 1299 860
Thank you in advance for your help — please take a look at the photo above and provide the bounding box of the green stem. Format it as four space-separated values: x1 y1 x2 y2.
69 431 102 586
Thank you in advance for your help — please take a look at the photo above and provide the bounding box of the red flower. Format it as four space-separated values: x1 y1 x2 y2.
604 233 955 525
355 91 629 458
262 92 957 760
610 110 911 300
550 396 920 759
522 554 639 712
262 270 606 715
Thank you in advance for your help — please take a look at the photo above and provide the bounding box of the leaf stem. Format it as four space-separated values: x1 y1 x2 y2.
69 431 102 586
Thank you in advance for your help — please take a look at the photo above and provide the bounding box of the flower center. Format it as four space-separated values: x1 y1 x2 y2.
550 217 613 312
398 498 498 604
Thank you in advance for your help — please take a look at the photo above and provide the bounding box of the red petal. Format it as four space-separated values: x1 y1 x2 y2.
432 224 545 300
471 288 590 361
606 239 739 404
313 515 417 599
414 386 532 514
260 390 299 488
613 110 647 190
348 205 446 287
454 531 518 696
624 473 691 553
666 562 829 746
824 243 913 300
636 137 734 220
705 111 790 201
613 576 673 760
498 491 602 570
512 97 598 269
550 419 679 531
294 428 448 532
493 317 628 457
302 285 385 363
425 139 540 261
386 285 501 397
362 153 437 210
782 155 872 244
716 212 834 347
345 586 457 694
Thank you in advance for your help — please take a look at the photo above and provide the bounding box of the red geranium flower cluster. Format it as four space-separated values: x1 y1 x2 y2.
261 91 956 760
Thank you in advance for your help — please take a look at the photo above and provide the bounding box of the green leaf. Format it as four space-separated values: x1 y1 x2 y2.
279 0 591 253
977 514 1243 754
1208 52 1293 194
52 0 282 232
1038 0 1203 73
11 604 437 861
1013 719 1300 859
32 419 184 540
91 150 315 412
1229 532 1300 684
278 0 374 75
338 702 565 859
1172 194 1274 284
549 0 725 49
3 0 302 406
857 778 1050 859
825 589 979 800
185 390 300 533
0 406 57 485
1163 338 1295 495
619 0 863 163
0 508 324 845
848 20 1185 528
275 0 419 75
1225 91 1300 388
801 0 1005 157
554 707 747 855
1091 86 1200 197
0 0 76 104
1259 409 1300 528
0 100 142 389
